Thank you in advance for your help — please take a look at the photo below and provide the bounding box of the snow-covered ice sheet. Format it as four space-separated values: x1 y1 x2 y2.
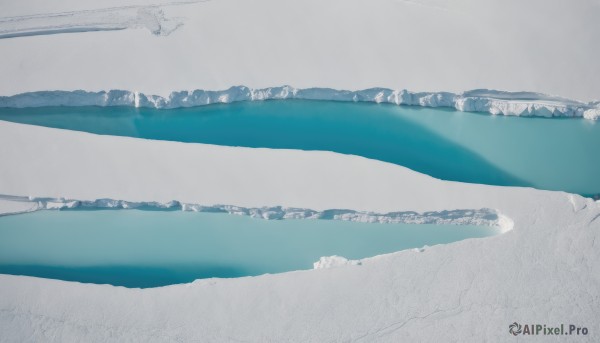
0 0 599 102
0 121 556 214
1 0 599 340
0 121 598 342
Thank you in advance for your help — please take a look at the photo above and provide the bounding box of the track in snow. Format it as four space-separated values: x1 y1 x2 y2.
0 1 205 39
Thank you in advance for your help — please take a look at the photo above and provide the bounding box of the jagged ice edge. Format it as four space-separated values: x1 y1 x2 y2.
0 194 513 232
0 86 598 120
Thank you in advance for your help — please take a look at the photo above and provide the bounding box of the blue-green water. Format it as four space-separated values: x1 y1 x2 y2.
0 210 497 288
0 100 598 195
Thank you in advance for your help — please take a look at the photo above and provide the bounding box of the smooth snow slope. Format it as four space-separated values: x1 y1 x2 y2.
0 121 599 342
0 0 599 101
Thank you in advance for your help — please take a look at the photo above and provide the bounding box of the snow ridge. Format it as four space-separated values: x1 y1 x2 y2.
0 195 508 230
0 86 598 120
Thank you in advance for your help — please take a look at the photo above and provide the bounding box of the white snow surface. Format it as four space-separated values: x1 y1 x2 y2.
0 0 599 103
0 121 599 342
1 0 600 340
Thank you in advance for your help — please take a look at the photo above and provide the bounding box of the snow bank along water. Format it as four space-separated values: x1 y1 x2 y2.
2 100 598 196
0 194 504 227
1 86 598 119
0 209 500 288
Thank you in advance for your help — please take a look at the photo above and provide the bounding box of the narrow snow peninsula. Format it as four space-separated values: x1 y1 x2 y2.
2 86 598 119
0 121 598 341
0 120 563 215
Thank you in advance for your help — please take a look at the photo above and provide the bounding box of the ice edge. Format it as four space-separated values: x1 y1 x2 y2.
0 194 512 232
0 86 598 120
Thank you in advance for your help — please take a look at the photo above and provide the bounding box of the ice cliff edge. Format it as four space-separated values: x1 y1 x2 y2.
1 86 598 120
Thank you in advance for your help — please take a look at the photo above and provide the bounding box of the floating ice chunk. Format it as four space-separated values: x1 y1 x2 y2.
43 200 79 209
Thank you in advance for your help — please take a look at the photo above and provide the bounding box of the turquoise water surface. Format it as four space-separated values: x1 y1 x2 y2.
1 100 598 195
0 210 497 288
